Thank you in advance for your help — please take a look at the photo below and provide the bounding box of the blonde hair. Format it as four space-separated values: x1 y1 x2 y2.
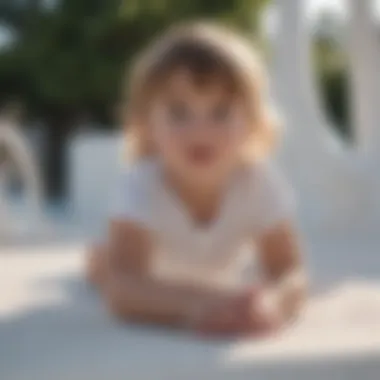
124 21 280 161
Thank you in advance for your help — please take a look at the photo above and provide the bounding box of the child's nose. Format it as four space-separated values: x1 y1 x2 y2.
190 119 215 141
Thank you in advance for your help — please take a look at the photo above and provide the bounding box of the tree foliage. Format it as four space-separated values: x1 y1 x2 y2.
0 0 267 124
0 0 268 197
313 36 350 140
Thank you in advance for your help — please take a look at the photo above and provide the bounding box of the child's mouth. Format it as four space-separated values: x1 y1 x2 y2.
187 145 216 165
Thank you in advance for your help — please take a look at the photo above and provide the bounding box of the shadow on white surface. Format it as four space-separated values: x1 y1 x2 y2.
1 240 380 380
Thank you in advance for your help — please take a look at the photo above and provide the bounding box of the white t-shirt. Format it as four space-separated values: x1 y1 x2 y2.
110 159 295 285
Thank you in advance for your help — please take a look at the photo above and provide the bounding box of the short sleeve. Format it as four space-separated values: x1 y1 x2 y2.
109 163 152 227
250 161 296 234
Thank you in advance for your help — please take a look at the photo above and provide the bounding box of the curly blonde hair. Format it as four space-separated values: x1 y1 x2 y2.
124 21 280 161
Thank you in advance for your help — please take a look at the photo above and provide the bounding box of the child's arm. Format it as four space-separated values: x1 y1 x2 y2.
256 220 307 324
101 219 246 329
196 221 307 336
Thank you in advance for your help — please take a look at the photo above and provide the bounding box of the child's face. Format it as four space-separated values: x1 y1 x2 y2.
149 70 250 184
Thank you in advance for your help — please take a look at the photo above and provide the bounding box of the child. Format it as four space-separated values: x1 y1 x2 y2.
87 22 307 337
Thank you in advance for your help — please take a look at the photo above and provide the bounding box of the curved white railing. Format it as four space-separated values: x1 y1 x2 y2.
272 0 380 233
0 121 45 241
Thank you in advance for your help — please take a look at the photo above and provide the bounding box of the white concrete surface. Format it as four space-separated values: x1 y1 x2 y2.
1 235 380 380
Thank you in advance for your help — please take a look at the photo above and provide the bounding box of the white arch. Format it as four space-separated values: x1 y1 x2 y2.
272 0 375 232
0 120 44 239
346 0 380 152
346 0 380 222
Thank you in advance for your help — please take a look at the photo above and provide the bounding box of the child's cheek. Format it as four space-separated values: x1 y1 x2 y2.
224 114 249 147
151 121 185 160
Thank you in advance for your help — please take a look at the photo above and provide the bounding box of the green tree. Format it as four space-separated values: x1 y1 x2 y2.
312 10 351 140
314 38 350 140
0 0 268 198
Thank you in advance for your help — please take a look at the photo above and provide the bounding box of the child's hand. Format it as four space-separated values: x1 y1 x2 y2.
192 286 283 338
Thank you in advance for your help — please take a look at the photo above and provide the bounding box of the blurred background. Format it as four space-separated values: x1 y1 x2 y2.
0 0 378 241
2 2 380 379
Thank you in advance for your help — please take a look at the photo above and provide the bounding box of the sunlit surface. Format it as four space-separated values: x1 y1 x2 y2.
1 233 380 380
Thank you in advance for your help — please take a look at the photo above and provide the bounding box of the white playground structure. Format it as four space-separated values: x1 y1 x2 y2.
273 0 380 233
0 118 44 241
2 1 380 380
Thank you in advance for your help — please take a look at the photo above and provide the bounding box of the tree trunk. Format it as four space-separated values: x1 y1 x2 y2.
44 115 72 201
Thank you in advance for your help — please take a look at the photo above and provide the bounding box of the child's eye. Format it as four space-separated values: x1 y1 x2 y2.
212 104 231 124
168 102 190 125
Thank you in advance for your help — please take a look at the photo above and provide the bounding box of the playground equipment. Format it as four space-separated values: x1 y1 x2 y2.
0 117 44 242
273 0 380 234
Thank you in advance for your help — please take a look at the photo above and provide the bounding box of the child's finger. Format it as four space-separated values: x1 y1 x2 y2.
194 308 246 336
